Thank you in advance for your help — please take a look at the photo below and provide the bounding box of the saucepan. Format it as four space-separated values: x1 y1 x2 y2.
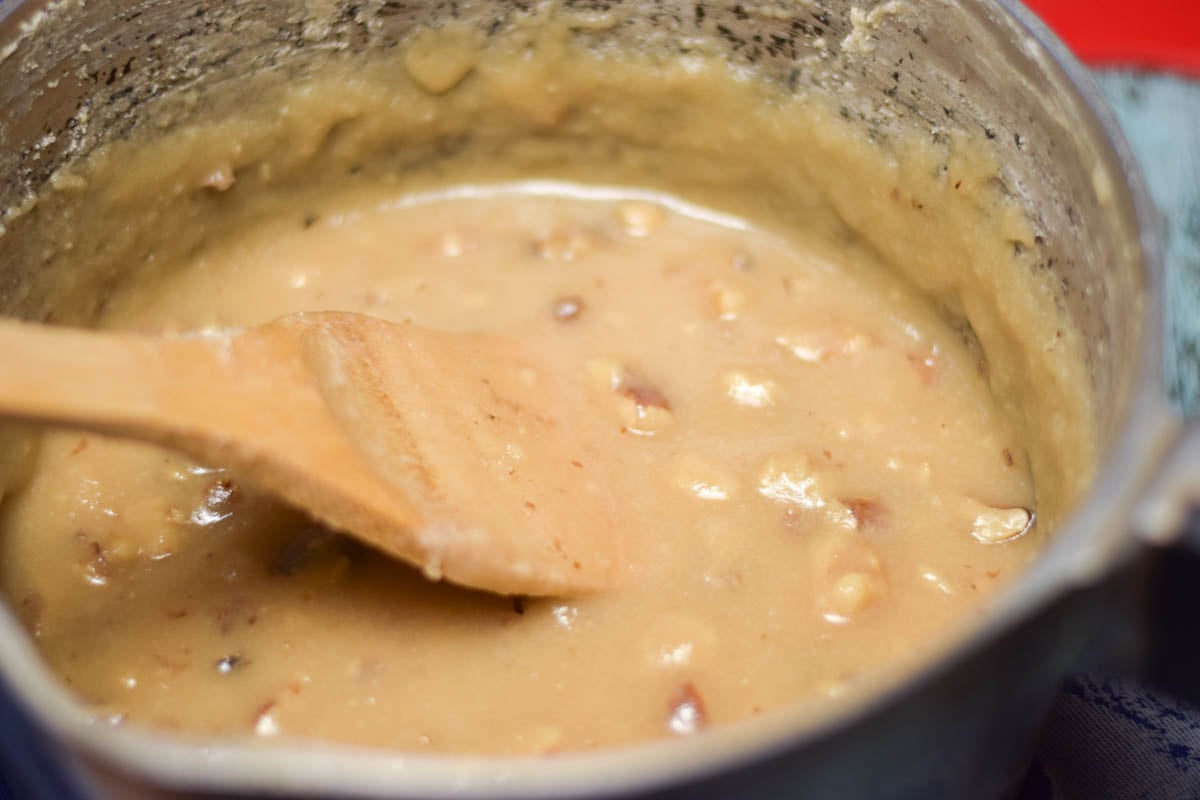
0 0 1194 798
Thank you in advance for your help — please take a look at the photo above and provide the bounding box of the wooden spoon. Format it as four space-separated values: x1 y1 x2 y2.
0 312 621 596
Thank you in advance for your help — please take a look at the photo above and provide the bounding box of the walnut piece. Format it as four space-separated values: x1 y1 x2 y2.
667 682 709 736
616 201 667 237
585 358 674 434
969 504 1033 544
552 295 585 321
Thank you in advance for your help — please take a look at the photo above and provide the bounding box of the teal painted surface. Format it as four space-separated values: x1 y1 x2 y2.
1095 72 1200 415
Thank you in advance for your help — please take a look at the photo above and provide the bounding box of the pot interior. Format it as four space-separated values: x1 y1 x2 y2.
0 0 1152 794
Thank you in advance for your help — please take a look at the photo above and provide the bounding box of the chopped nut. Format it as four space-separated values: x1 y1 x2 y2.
617 382 669 410
641 614 716 669
403 26 480 93
551 604 578 630
533 225 600 261
710 280 747 320
667 682 709 736
775 330 828 363
845 332 873 353
918 565 956 595
722 371 778 408
814 534 886 621
615 385 674 434
191 478 239 526
616 201 667 237
830 573 875 615
757 453 854 527
758 453 821 508
201 163 235 191
216 655 245 674
968 504 1033 544
672 454 739 501
75 533 110 587
552 295 584 321
842 497 886 530
253 701 279 737
585 358 674 434
439 231 470 257
775 327 872 363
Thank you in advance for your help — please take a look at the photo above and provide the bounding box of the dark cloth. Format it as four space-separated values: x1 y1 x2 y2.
1022 676 1200 799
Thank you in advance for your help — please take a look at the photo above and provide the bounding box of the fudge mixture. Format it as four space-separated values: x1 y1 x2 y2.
0 7 1092 755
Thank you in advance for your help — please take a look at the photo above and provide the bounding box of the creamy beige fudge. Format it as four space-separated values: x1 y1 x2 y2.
0 2 1097 756
0 185 1040 753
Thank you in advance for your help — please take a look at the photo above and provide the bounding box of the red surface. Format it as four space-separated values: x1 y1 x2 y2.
1023 0 1200 76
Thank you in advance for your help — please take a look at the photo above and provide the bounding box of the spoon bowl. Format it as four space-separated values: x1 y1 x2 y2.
0 312 621 596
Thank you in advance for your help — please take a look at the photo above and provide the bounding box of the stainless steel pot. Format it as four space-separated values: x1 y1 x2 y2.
0 0 1194 798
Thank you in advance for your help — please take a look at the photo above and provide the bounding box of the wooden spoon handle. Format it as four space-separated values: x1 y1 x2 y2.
0 314 620 595
0 318 236 436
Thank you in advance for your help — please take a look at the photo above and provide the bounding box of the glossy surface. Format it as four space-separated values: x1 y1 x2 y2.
1 187 1038 753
